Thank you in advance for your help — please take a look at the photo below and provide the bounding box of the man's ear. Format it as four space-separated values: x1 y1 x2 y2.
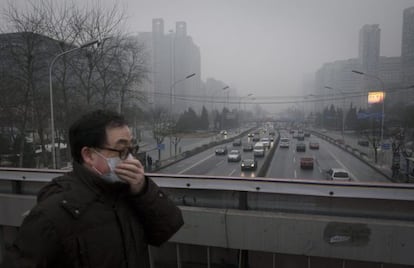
81 147 95 166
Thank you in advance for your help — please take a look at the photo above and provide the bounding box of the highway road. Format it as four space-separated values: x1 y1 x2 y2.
267 130 389 182
159 129 390 183
159 134 269 178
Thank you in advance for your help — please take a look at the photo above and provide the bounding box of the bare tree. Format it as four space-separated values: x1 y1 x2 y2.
1 0 150 168
113 36 149 113
1 2 54 167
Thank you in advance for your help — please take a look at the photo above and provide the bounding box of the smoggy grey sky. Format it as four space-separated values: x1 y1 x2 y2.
3 0 414 98
102 0 414 97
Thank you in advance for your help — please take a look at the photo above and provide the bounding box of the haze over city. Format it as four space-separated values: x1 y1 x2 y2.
2 0 413 103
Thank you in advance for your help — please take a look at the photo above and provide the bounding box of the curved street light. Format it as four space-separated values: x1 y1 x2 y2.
49 39 100 169
168 73 196 157
169 73 196 114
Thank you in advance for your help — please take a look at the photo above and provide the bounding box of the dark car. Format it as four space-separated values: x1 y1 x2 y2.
300 157 314 169
215 146 228 155
233 139 242 146
241 159 257 171
296 142 306 152
243 143 254 151
309 141 319 150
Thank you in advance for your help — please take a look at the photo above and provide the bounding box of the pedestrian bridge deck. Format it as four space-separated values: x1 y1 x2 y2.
1 168 414 267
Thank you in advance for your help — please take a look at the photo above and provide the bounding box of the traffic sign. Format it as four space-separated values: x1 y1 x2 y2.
157 143 165 150
382 143 390 150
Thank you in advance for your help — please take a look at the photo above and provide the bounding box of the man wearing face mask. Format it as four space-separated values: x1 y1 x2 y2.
1 110 184 268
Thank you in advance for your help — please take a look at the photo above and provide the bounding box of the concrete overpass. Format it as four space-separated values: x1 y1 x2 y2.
1 168 413 267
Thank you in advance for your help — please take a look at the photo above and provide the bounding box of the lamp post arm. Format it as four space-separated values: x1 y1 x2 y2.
49 40 98 169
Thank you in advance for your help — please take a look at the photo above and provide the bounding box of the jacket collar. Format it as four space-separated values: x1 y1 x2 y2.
71 161 129 199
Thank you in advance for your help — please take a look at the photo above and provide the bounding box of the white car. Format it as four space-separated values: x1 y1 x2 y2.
260 137 271 148
279 138 290 148
227 149 241 162
327 168 351 181
253 142 265 157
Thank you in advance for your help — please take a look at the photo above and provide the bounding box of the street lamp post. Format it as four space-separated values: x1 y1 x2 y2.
352 70 386 147
49 39 99 169
239 93 253 111
168 73 196 157
211 86 227 112
238 93 253 130
169 73 196 115
325 86 345 141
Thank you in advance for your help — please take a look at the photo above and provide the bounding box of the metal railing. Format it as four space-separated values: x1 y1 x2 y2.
1 168 414 267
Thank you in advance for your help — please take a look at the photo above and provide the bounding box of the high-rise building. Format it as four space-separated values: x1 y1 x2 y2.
358 24 381 91
138 18 201 114
401 7 414 89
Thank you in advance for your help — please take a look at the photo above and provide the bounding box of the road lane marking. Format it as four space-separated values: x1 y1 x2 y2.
326 150 358 181
215 160 225 167
229 168 237 176
178 153 215 174
294 170 297 178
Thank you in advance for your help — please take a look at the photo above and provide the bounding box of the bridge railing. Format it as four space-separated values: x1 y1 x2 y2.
1 168 414 267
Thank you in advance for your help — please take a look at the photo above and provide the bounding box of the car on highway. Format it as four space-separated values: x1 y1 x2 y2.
252 136 260 142
309 141 319 150
241 158 257 171
243 143 254 151
220 130 228 135
233 139 242 146
300 157 314 169
253 142 265 157
260 137 271 148
279 138 290 148
227 149 242 162
327 168 351 181
215 146 228 155
296 142 306 152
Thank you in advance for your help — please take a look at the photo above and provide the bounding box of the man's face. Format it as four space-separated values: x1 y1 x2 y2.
91 125 134 174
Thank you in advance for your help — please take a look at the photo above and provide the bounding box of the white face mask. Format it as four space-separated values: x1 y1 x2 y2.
93 150 125 183
102 156 124 183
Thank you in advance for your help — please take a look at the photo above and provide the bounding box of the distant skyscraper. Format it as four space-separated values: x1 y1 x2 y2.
358 24 381 92
401 7 414 89
137 18 201 113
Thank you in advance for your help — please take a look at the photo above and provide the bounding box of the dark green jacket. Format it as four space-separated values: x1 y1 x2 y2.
2 162 183 268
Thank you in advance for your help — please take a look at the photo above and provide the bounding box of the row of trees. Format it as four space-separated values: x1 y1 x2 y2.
313 102 414 133
146 105 253 159
310 101 414 164
0 0 149 168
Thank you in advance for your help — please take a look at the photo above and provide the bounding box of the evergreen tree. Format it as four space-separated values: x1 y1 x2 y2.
200 106 209 130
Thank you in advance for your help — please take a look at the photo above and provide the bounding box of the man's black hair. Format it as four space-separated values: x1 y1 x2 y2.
69 110 128 164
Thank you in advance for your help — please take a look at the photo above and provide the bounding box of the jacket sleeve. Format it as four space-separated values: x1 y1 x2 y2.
128 177 184 247
1 209 62 268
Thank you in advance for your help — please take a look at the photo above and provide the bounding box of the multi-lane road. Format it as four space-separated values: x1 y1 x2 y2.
159 129 390 183
267 130 389 183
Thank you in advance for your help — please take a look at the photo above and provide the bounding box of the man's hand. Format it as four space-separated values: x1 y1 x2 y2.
115 158 146 194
